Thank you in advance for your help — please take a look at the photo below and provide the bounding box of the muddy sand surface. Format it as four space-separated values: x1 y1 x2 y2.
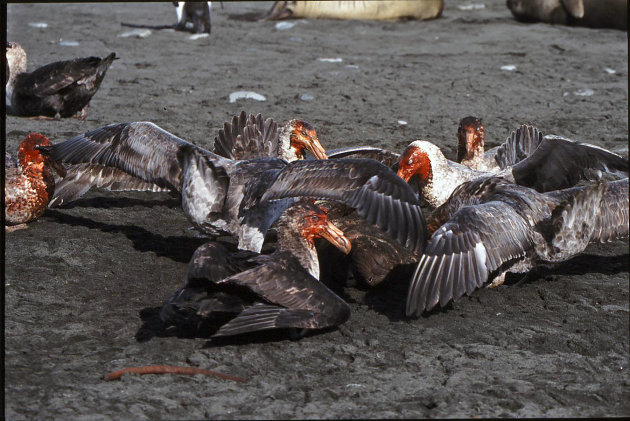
5 1 629 419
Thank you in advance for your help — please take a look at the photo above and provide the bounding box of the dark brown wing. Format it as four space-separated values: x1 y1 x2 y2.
43 121 211 193
15 54 115 97
213 111 279 160
424 175 519 235
494 124 544 169
550 178 629 259
50 163 170 207
159 242 260 327
327 146 401 169
185 242 260 287
212 252 351 336
260 158 426 253
213 110 248 159
406 200 533 317
511 135 629 192
326 213 419 286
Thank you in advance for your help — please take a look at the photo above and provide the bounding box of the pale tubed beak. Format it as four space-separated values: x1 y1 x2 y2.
397 166 412 182
319 220 352 254
306 137 328 160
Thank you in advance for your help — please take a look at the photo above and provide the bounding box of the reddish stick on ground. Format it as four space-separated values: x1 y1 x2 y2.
104 365 247 382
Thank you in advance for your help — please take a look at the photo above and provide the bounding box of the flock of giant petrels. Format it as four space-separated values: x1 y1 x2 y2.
5 2 629 342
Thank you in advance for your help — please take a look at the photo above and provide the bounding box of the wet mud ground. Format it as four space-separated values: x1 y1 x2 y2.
4 1 629 419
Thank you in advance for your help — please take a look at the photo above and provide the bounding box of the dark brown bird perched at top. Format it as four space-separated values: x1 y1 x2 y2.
5 42 116 120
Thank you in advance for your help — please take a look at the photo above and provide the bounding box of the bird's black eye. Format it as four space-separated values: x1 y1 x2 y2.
301 130 307 136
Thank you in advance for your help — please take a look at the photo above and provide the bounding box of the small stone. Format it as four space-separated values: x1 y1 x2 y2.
275 22 295 30
574 88 594 96
59 39 80 47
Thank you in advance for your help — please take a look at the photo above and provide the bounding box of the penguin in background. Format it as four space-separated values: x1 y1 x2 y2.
173 2 213 34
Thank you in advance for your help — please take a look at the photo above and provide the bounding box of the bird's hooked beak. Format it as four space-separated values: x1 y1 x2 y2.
396 166 412 182
319 220 352 254
306 137 328 160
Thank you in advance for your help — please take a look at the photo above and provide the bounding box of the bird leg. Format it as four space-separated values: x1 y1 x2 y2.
74 106 88 120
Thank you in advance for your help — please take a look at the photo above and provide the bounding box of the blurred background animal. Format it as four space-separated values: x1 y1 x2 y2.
259 0 443 21
506 0 627 30
173 1 212 33
6 42 116 119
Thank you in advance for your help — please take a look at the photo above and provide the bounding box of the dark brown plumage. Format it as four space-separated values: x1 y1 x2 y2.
42 121 425 253
406 176 629 316
7 48 116 120
160 200 352 338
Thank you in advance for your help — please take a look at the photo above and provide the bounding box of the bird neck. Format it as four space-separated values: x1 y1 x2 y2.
278 124 302 162
275 221 320 279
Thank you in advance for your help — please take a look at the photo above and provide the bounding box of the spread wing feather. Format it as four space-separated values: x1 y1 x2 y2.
494 124 544 169
210 252 350 336
212 304 316 337
49 163 170 207
511 135 629 192
549 178 629 259
213 111 280 160
42 122 229 206
218 253 347 313
43 122 191 189
406 201 533 316
327 146 401 169
260 158 426 253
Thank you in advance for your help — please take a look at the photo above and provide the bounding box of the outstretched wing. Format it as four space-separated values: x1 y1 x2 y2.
260 158 427 253
44 122 194 189
511 134 628 192
42 121 227 206
406 200 533 317
213 111 279 160
326 146 401 169
50 163 171 207
494 124 544 169
159 242 260 328
549 178 629 259
213 252 351 336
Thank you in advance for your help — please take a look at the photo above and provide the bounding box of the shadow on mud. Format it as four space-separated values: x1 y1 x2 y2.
51 195 180 209
363 252 629 321
135 306 337 346
227 12 263 21
44 209 207 263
